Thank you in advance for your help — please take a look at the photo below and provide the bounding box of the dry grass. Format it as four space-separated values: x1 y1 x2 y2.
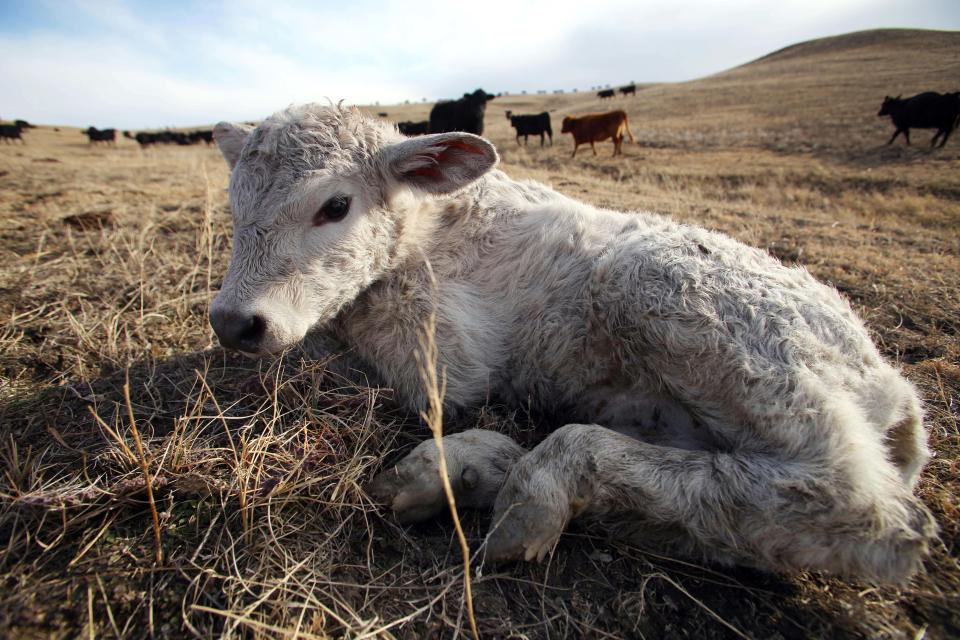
1 28 958 639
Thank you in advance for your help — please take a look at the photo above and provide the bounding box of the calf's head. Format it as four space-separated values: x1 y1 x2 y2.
209 104 498 355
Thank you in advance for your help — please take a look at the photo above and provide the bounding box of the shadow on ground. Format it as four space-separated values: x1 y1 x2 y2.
2 348 956 639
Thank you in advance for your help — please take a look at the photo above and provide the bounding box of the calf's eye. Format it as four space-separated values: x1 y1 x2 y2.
313 195 351 225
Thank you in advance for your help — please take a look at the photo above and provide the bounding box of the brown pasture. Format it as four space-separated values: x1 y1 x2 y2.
1 28 958 639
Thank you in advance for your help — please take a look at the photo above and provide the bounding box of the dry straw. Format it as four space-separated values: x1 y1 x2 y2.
414 263 480 640
1 38 959 635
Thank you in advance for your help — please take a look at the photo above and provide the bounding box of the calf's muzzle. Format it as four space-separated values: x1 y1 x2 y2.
210 308 267 352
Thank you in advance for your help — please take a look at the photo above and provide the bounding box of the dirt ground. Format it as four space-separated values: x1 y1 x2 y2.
1 28 958 639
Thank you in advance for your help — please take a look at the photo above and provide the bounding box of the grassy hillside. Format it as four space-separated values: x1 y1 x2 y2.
1 28 958 639
378 28 960 156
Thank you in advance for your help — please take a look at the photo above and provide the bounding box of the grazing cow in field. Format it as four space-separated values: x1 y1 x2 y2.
0 124 24 143
126 131 159 147
124 129 206 148
208 104 935 584
561 110 635 157
878 92 960 147
169 131 192 145
597 89 615 100
82 127 117 145
377 112 389 118
129 131 160 148
190 130 215 145
505 110 553 146
620 84 636 97
429 88 495 135
397 120 430 136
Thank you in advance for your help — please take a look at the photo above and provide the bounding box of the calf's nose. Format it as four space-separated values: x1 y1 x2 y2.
210 309 266 352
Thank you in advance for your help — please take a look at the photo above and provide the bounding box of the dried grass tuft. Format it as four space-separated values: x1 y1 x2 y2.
414 267 479 640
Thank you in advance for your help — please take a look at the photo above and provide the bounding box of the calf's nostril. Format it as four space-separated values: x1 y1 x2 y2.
211 310 267 351
239 315 266 346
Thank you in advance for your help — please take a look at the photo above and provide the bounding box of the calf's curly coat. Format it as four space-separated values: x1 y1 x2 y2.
210 104 935 583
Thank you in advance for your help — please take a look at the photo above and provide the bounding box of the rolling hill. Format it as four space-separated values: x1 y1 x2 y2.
376 28 960 156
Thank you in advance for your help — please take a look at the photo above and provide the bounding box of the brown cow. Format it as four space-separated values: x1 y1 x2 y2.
561 110 635 157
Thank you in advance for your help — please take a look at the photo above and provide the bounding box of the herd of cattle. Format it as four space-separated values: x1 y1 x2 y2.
394 85 640 152
389 86 960 157
0 122 215 147
79 127 215 147
123 129 214 147
2 88 958 153
392 86 640 156
598 84 636 100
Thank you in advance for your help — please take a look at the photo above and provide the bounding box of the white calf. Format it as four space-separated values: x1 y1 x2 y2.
211 104 934 583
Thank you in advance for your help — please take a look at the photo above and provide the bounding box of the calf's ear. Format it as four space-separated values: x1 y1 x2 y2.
386 132 498 195
213 122 254 169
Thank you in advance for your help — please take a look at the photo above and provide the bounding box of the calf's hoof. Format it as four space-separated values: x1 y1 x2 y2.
484 500 569 563
368 460 446 525
369 430 524 525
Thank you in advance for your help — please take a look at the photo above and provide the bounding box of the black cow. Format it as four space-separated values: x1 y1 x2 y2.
139 132 160 147
505 110 552 146
126 129 206 147
133 132 151 148
190 130 214 145
155 130 191 145
619 84 636 97
377 112 389 118
878 92 960 148
82 127 117 145
14 119 35 129
428 88 495 135
597 89 615 100
0 124 24 144
397 120 430 136
126 131 159 148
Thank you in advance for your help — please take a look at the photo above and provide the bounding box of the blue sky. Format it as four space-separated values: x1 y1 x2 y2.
0 0 957 128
